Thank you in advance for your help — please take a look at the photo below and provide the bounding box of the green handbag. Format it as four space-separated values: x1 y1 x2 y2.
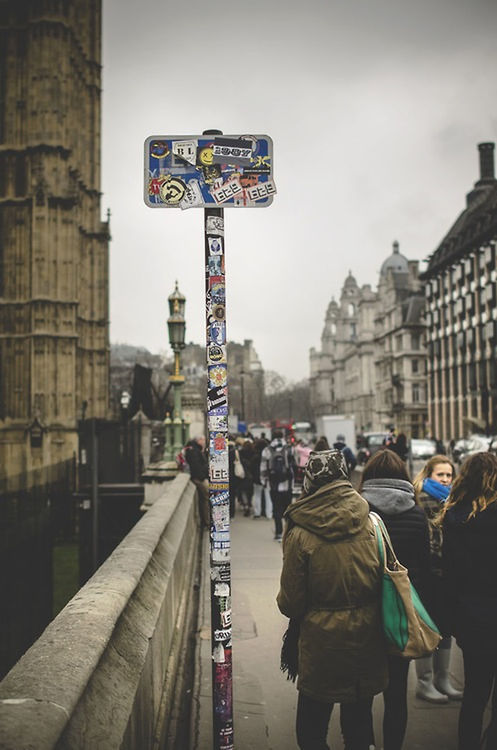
370 512 441 659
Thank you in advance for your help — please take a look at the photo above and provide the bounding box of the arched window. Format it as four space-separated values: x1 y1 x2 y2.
348 302 355 317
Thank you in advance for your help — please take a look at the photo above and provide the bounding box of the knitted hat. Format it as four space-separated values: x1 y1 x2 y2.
303 449 349 494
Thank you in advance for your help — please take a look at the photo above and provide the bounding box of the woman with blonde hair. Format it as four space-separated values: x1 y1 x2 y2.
441 452 497 749
412 454 462 703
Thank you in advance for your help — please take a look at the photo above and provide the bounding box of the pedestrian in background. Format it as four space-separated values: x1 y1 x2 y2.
441 452 497 750
261 430 294 541
184 435 210 527
278 449 387 750
239 439 254 517
413 455 462 703
251 437 270 519
360 449 431 750
333 433 357 474
313 435 330 452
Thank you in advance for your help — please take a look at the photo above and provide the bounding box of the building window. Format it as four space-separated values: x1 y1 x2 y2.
412 383 420 403
411 333 420 350
412 359 419 374
350 323 357 339
348 303 355 317
396 335 402 351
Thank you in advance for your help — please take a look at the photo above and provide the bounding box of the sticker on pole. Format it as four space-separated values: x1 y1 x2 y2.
144 134 275 208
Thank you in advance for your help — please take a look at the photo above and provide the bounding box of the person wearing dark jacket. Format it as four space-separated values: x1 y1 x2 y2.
277 449 388 750
333 434 357 474
413 455 462 703
185 436 210 527
441 452 497 750
360 449 431 750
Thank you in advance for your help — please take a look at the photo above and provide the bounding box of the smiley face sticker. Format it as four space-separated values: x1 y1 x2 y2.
197 145 214 167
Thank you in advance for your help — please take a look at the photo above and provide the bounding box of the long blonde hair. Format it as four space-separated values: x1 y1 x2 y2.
413 454 456 499
440 452 497 521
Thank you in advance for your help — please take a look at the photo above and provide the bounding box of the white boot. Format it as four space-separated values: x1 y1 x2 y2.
433 648 463 701
415 656 449 703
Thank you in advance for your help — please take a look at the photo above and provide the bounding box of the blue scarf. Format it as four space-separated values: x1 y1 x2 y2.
423 477 450 502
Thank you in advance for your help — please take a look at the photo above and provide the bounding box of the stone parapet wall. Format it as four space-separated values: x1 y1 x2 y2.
0 473 201 749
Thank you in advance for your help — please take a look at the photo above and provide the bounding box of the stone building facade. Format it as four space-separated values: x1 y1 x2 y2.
310 272 377 432
0 1 110 490
374 244 427 437
310 244 428 436
422 143 497 441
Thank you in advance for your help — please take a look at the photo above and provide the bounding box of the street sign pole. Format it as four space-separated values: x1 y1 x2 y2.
144 129 275 750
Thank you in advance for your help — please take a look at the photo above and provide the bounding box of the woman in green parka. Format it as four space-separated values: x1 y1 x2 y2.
277 449 388 750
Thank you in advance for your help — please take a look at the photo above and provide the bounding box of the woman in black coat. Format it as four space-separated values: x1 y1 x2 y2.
441 452 497 750
359 448 432 750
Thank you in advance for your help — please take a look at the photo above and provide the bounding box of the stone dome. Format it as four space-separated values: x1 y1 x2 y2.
380 241 409 276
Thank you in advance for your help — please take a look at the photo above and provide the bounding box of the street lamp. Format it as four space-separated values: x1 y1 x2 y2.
164 281 186 461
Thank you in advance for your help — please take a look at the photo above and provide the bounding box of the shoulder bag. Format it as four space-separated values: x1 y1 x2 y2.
370 511 441 659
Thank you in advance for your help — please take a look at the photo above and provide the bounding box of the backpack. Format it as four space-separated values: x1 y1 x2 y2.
269 446 290 486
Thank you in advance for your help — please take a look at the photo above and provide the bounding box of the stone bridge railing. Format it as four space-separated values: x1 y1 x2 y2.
0 473 202 749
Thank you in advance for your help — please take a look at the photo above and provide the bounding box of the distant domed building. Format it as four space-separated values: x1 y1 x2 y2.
380 240 409 276
310 241 428 437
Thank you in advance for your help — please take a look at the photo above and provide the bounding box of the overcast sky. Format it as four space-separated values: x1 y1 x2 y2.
101 0 497 382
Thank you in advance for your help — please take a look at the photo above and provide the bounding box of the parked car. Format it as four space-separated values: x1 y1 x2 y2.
411 438 437 460
357 432 387 464
454 434 497 464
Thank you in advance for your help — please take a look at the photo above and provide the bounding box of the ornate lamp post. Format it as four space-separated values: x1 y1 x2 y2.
164 281 186 461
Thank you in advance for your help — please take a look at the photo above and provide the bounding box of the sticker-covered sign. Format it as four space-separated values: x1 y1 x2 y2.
145 134 274 208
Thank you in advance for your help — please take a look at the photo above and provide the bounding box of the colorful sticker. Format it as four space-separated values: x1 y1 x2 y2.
212 304 225 322
209 321 226 345
209 364 227 388
180 178 203 209
208 255 222 275
211 178 244 205
214 628 232 642
214 582 230 597
206 216 225 235
150 140 170 158
246 179 277 201
208 385 227 410
202 164 222 184
207 344 226 364
210 482 229 492
197 144 214 167
208 236 223 254
172 139 197 165
159 176 187 205
211 563 231 582
208 412 228 432
212 506 230 533
212 542 230 563
210 281 225 305
210 432 227 454
212 137 253 165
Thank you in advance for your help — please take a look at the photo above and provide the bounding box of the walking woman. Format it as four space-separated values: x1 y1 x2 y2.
360 449 432 750
441 452 497 750
413 455 462 702
277 449 387 750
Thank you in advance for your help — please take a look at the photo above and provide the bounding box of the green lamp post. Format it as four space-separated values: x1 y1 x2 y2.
164 281 186 461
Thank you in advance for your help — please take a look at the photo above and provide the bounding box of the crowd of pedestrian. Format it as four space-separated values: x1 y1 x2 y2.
276 441 497 750
181 426 496 748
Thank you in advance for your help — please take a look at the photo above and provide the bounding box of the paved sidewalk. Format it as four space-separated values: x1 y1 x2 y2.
191 511 468 750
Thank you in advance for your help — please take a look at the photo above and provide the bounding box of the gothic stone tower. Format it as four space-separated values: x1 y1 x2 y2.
0 0 110 491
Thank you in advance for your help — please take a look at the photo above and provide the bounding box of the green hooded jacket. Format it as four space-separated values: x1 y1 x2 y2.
277 479 388 703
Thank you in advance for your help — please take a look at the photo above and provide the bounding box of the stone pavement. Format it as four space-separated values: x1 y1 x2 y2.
190 508 469 750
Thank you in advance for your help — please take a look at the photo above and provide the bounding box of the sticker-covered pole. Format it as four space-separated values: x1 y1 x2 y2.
203 130 234 750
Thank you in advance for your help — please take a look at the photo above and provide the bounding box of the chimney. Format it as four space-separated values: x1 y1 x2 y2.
477 142 495 184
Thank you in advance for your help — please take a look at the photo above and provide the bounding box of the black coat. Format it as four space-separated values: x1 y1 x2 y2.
360 478 432 602
442 502 497 648
185 441 208 481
